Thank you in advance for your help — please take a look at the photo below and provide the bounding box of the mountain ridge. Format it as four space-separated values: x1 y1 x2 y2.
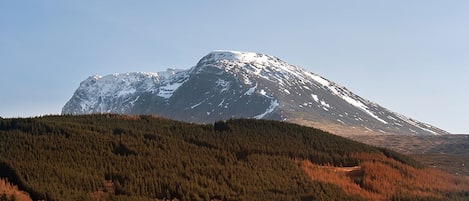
63 50 449 136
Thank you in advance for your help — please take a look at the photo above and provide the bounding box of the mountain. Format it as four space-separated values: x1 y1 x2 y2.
63 50 448 136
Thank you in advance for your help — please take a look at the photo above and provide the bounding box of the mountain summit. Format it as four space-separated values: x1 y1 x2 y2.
63 50 448 136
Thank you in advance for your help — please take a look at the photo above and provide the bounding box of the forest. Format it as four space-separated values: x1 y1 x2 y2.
0 114 468 201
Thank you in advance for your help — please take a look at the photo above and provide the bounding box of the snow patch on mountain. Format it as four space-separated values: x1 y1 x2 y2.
311 94 319 102
395 113 437 135
156 69 190 99
254 99 279 119
305 73 330 87
216 79 230 93
244 84 257 96
320 100 330 108
190 101 203 109
157 82 184 99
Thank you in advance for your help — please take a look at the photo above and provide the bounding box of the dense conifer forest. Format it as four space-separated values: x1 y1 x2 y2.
0 114 468 200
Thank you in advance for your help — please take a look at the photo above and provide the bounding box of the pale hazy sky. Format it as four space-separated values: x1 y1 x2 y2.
1 1 468 133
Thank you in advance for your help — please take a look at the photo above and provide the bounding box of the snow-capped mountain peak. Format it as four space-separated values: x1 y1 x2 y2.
197 51 320 88
198 51 389 125
198 50 296 75
203 50 276 63
63 50 449 136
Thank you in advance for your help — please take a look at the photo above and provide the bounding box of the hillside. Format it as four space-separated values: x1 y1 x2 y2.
0 115 467 201
350 134 469 177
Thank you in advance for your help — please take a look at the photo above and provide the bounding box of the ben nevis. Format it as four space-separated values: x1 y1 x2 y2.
63 50 448 136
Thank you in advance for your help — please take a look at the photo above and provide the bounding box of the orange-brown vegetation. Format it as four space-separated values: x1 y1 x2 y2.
0 178 32 201
298 153 469 201
89 180 115 201
298 160 382 200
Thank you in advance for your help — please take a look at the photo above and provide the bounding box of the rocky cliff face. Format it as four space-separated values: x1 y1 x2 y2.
63 50 448 136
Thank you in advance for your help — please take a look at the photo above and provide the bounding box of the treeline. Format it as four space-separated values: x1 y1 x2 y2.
0 114 466 201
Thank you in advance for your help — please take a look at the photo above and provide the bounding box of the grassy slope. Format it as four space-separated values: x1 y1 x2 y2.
0 114 467 201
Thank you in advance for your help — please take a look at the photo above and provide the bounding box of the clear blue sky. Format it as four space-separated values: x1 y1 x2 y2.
1 1 468 133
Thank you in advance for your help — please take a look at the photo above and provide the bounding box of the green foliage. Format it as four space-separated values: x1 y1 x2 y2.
0 115 458 201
